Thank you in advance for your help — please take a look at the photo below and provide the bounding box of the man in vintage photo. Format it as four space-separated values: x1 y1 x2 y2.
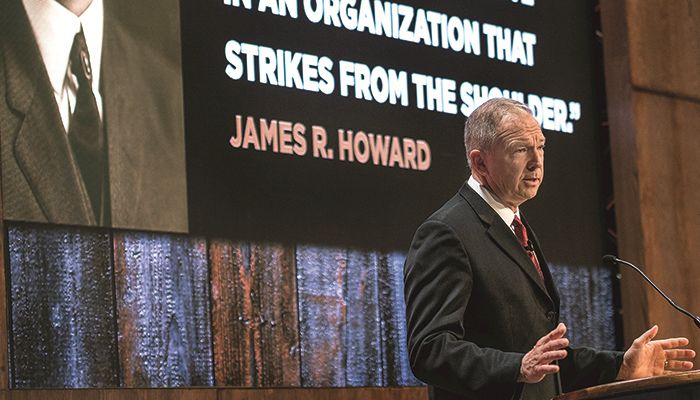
0 0 188 232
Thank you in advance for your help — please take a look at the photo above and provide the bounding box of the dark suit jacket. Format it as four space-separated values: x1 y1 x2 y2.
404 182 623 400
0 0 188 232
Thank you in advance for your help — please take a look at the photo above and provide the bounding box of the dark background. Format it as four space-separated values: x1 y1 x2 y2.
181 0 605 266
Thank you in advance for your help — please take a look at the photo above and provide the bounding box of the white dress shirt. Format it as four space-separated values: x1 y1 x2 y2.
22 0 104 132
468 175 543 269
467 175 521 231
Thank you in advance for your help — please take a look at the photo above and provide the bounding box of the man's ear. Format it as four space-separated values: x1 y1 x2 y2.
469 149 488 176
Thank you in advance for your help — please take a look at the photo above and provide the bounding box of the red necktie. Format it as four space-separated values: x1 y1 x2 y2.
512 216 544 282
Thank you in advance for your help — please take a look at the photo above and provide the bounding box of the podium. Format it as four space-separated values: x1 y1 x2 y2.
554 370 700 400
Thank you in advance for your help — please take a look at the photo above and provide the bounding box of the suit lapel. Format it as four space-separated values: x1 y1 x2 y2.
2 0 94 225
459 183 552 301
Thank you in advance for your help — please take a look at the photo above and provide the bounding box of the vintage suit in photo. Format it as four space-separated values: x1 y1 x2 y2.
0 0 188 232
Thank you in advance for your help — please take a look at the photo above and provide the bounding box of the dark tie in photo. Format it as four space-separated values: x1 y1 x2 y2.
68 27 109 224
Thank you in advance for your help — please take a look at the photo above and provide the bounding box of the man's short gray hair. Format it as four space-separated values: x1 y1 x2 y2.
464 98 533 168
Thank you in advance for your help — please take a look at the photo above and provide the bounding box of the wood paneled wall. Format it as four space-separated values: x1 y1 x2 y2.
8 225 118 387
114 233 213 387
601 0 700 349
3 226 420 390
210 241 301 386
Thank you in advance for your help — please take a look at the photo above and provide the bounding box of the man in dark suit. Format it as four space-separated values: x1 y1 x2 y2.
404 98 695 399
0 0 187 232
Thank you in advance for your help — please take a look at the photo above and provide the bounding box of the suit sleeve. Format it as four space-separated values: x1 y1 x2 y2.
559 346 624 392
404 220 524 398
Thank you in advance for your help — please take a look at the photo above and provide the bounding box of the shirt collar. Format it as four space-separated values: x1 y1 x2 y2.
467 175 520 228
22 0 104 95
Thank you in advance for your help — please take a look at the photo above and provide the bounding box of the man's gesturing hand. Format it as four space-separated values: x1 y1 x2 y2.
518 323 569 384
616 325 695 380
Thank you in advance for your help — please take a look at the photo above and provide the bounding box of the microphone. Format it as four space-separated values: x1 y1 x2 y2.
524 240 534 252
603 255 700 329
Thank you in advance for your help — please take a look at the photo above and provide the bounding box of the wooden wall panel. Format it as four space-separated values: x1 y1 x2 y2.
6 224 117 388
627 0 700 100
296 246 386 386
549 264 616 350
631 94 700 346
344 250 383 386
3 388 216 400
210 241 300 386
377 252 420 386
217 387 429 400
113 233 213 387
102 388 216 400
296 246 348 386
601 0 650 345
602 0 700 349
0 387 428 400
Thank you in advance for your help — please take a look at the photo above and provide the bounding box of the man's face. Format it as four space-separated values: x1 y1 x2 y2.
480 113 545 210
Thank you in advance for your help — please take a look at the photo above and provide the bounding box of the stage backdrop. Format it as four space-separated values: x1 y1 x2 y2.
1 0 618 390
182 0 608 266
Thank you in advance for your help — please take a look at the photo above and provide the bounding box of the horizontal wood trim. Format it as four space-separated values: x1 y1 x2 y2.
2 388 216 400
0 387 428 400
626 0 700 101
217 387 428 400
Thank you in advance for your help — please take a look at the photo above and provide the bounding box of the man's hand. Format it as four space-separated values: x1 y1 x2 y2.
616 325 696 380
519 323 569 383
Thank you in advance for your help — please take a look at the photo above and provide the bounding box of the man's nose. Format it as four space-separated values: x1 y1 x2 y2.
528 149 543 169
